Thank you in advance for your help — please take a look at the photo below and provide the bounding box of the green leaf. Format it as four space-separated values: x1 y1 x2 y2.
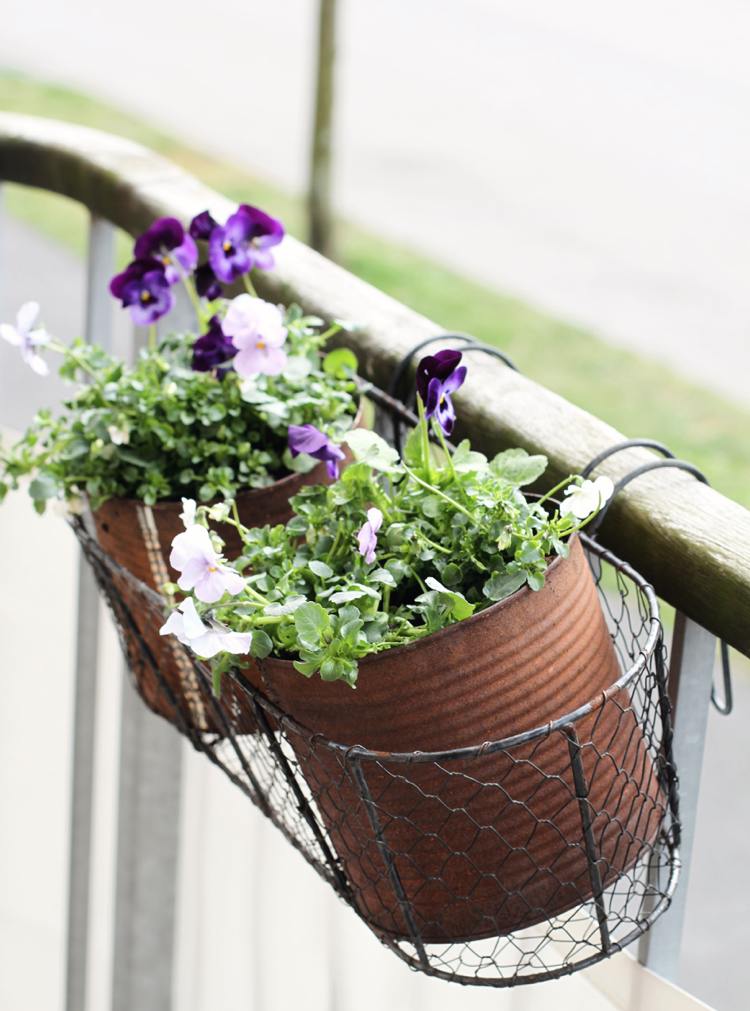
369 567 396 587
309 559 334 579
483 570 527 601
293 601 331 649
420 495 441 518
440 562 462 587
452 440 488 473
250 630 273 659
293 658 320 677
28 473 58 502
403 424 424 468
424 577 475 620
323 347 358 378
489 448 547 486
264 596 307 617
344 430 399 472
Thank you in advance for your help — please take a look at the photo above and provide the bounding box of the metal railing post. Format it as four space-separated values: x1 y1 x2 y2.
65 215 115 1011
638 612 716 979
110 295 192 1011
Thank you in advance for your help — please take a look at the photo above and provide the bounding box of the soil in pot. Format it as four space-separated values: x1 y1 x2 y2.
248 536 665 942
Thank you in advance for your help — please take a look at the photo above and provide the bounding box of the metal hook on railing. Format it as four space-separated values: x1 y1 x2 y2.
388 333 519 452
581 441 733 715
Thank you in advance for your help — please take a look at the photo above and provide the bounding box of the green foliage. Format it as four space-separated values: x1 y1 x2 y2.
182 431 596 688
0 307 357 511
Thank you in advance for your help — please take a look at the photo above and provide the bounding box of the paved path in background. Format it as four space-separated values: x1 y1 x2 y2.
2 0 750 405
1 217 749 1009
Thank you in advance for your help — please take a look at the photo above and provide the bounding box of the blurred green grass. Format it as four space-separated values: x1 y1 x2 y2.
2 69 748 505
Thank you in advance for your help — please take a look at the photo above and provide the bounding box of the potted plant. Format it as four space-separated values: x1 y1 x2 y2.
160 348 664 940
0 204 360 728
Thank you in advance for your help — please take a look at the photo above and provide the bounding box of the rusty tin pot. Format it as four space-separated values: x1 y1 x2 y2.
93 411 360 733
246 536 664 942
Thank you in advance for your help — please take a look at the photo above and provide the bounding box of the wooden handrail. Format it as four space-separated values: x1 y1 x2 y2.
2 111 749 656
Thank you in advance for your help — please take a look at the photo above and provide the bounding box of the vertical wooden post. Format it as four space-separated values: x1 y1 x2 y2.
308 0 338 258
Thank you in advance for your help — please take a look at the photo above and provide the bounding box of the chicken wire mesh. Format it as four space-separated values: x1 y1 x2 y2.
71 486 679 988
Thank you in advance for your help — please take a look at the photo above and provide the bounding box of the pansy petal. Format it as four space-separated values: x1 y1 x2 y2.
442 364 467 395
27 351 49 376
178 556 210 592
0 323 21 347
260 346 287 375
16 301 40 333
366 508 383 533
194 568 229 603
179 597 208 639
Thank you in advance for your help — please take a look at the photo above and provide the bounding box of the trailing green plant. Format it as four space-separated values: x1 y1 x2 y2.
161 349 613 688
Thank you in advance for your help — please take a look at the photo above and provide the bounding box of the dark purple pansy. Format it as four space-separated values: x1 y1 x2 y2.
109 258 174 325
208 204 285 284
189 209 219 241
134 216 198 284
415 349 467 436
194 263 223 301
288 424 345 480
191 317 237 372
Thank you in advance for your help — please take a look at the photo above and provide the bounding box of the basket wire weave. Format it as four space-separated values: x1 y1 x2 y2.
71 384 680 987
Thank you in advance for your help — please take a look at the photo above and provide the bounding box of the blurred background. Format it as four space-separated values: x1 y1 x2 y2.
0 1 748 1009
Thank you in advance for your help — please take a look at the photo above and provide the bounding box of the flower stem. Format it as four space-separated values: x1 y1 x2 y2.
242 273 258 297
431 418 457 482
416 395 433 482
49 340 100 381
537 474 577 508
402 463 476 522
173 258 207 328
148 325 157 352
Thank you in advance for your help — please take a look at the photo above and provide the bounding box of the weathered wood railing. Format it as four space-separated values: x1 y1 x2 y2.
1 111 747 1009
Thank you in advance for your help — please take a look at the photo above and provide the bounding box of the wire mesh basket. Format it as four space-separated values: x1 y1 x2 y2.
71 383 680 987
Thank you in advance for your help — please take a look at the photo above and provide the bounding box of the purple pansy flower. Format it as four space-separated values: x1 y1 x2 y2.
208 204 284 283
191 317 237 372
357 508 383 564
222 294 288 377
288 424 346 480
134 216 198 284
169 523 245 603
415 349 467 436
109 258 175 325
194 263 223 301
0 301 51 376
189 209 219 241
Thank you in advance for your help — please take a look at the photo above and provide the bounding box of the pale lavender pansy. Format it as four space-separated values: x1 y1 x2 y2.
357 507 383 564
222 294 288 377
169 523 244 603
1 302 51 376
159 597 252 659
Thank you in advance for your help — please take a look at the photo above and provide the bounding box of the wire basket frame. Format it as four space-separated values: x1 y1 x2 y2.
70 385 680 988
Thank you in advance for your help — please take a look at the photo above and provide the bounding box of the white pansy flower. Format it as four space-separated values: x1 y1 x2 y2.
159 598 252 659
107 424 130 445
560 476 615 520
1 302 50 375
